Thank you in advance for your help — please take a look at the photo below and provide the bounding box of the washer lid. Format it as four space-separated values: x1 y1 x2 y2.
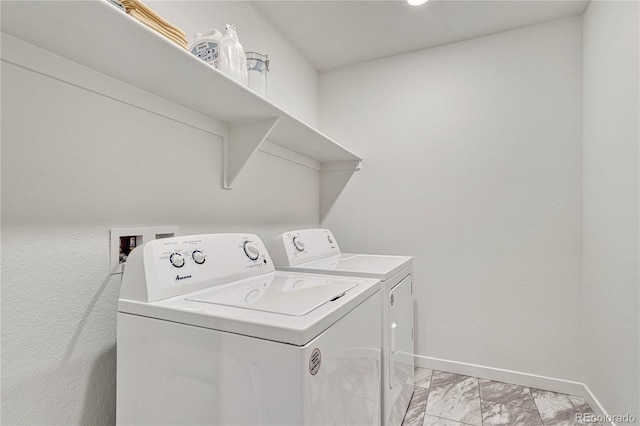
186 275 357 316
119 271 380 346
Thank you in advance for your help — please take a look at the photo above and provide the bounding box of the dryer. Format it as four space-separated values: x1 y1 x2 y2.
271 229 414 426
117 233 381 425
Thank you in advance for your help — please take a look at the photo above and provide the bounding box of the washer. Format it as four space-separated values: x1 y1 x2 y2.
271 229 414 426
117 233 381 426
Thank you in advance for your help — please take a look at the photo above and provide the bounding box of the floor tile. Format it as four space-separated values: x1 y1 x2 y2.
567 396 602 425
530 389 600 426
530 389 575 425
481 400 543 426
425 371 482 426
402 386 430 426
479 379 537 410
391 383 417 425
567 395 591 413
402 371 602 426
415 368 434 389
423 414 473 426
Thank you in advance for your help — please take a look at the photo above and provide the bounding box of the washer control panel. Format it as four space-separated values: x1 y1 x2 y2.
271 229 341 267
120 233 274 303
243 240 261 260
292 236 305 252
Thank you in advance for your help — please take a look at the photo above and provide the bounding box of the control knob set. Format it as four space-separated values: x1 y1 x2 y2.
292 236 305 252
170 250 206 267
243 241 260 261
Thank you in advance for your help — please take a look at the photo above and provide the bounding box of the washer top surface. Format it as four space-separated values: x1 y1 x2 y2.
120 270 378 346
187 273 357 316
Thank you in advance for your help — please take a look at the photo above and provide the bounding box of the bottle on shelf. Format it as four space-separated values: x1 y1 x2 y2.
219 24 248 86
188 29 223 69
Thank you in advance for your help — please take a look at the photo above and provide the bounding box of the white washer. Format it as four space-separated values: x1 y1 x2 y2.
271 229 414 426
117 233 381 426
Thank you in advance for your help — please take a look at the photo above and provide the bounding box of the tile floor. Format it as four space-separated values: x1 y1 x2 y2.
402 368 602 426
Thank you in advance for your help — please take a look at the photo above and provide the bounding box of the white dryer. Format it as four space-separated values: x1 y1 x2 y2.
117 233 381 426
271 229 414 426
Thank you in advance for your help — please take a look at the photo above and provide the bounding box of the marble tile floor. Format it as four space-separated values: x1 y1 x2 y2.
402 368 602 426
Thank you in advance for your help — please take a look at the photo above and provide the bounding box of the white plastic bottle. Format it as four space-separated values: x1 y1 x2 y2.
188 29 223 69
219 24 248 86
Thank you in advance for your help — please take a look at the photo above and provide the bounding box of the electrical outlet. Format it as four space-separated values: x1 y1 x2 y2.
110 226 179 274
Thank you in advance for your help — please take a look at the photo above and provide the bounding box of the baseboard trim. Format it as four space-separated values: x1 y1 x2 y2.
581 384 615 426
414 355 612 424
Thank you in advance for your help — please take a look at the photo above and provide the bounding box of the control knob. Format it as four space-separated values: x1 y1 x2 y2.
243 241 260 261
170 252 185 268
293 236 305 252
327 235 334 244
192 250 206 264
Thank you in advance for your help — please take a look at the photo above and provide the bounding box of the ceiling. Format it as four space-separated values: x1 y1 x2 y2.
253 0 590 71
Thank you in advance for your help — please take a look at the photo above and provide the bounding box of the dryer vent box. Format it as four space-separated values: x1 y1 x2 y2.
110 226 179 274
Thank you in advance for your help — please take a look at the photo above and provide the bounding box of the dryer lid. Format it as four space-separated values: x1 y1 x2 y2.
187 274 357 316
291 254 412 280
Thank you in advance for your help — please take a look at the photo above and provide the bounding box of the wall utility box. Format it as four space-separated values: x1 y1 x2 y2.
110 226 180 274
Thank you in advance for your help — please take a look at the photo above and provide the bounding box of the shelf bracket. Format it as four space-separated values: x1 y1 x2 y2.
223 117 280 189
320 160 362 219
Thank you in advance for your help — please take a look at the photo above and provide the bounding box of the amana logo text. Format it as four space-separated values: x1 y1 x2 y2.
175 274 192 281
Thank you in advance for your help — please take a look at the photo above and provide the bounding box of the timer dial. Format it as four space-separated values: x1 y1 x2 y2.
170 252 185 268
292 236 305 252
243 241 260 261
192 250 206 264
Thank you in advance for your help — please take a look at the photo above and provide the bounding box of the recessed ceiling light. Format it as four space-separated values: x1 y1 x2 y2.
407 0 428 6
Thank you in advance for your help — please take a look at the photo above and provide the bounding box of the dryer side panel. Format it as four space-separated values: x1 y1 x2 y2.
386 274 415 426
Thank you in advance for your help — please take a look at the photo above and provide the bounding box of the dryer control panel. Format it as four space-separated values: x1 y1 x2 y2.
120 233 274 303
271 229 341 267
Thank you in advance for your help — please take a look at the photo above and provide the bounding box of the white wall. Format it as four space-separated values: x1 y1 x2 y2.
582 0 639 419
320 17 584 381
0 2 320 424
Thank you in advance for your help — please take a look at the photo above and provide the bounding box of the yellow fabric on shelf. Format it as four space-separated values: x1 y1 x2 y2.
126 5 187 41
122 0 186 36
129 9 187 48
121 0 187 49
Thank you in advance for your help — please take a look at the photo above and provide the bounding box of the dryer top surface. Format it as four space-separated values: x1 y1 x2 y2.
284 253 412 281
